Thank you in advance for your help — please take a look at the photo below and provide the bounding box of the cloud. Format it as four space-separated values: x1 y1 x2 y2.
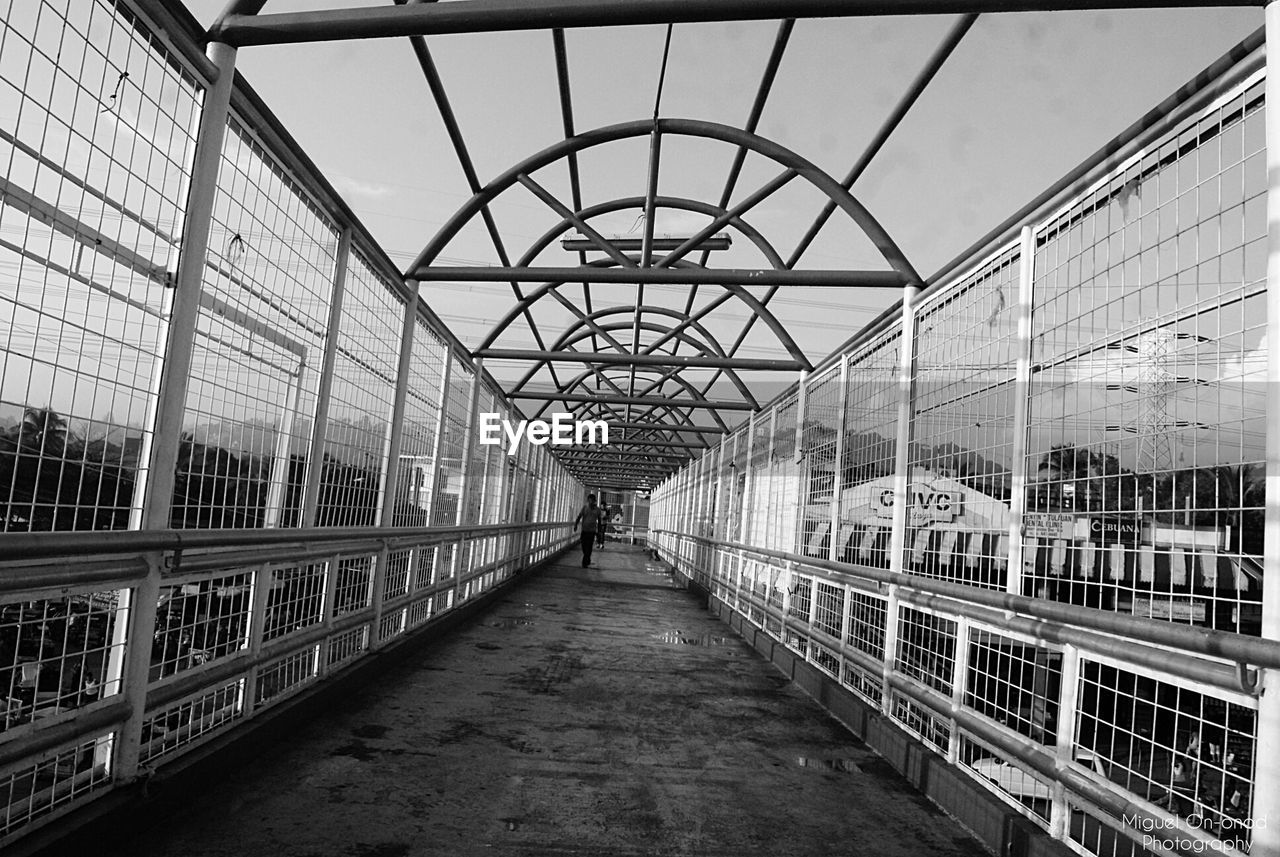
1214 334 1267 383
330 174 398 201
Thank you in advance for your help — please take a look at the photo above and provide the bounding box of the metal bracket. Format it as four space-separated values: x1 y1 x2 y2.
1236 662 1262 697
164 549 184 573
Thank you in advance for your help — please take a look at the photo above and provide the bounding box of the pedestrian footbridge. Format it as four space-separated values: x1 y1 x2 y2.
2 2 1279 856
50 545 995 857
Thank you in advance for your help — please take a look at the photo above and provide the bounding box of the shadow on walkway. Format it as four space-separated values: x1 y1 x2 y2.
97 544 988 857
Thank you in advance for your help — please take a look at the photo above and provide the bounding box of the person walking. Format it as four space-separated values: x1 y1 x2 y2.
596 503 609 550
573 493 603 567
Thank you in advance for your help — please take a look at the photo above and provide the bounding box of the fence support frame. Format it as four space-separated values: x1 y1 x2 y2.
1006 226 1036 599
1253 5 1280 853
110 39 239 784
881 285 919 715
301 226 353 528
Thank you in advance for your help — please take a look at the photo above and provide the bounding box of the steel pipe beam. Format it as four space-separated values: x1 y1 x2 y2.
558 448 688 460
212 1 1254 47
787 13 978 269
567 469 672 479
606 421 725 434
564 460 672 470
416 265 904 287
588 438 711 450
560 460 685 471
479 349 803 371
512 392 752 410
558 451 686 462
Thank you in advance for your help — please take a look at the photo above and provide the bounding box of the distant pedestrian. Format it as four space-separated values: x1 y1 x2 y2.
596 503 609 549
573 493 603 567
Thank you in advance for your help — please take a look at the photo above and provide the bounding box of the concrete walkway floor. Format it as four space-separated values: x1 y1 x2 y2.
94 545 989 857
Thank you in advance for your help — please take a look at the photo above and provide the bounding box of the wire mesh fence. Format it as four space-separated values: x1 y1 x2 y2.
0 1 582 848
651 37 1275 857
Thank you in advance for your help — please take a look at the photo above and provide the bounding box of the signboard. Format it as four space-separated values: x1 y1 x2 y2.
1131 596 1205 623
870 479 963 527
1088 517 1140 546
1023 512 1075 540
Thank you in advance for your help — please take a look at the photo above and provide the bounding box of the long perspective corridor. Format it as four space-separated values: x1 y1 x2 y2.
79 546 987 857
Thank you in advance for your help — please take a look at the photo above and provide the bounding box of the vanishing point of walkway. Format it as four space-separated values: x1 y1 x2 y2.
91 545 989 857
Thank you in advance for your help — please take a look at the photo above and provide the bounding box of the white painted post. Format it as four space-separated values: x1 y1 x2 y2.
301 226 352 528
1007 225 1037 598
262 355 306 528
1253 7 1280 852
882 286 920 715
830 356 849 563
1049 644 1081 841
369 284 418 648
110 40 238 783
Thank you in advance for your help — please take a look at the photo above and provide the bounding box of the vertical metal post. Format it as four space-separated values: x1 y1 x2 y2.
830 356 849 563
882 286 920 714
946 617 972 765
765 405 778 551
370 284 418 649
262 355 306 528
838 582 852 684
1007 226 1037 597
1254 7 1280 852
377 286 419 528
456 359 483 527
629 491 637 545
740 413 756 547
792 368 809 555
240 559 276 718
110 40 238 783
301 226 353 528
487 427 509 578
450 357 483 601
737 418 756 606
316 550 341 674
427 347 453 584
1049 644 1081 841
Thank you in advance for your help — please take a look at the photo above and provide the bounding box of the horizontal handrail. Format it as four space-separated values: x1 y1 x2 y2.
885 676 1244 857
0 521 573 562
655 530 1280 670
1 529 576 777
0 700 132 777
656 531 1253 856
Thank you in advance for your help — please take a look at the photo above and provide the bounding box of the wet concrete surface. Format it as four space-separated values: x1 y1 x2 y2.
99 546 989 857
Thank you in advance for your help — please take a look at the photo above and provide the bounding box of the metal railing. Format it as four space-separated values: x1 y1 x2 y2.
655 530 1270 857
0 521 572 846
649 29 1280 857
0 2 586 847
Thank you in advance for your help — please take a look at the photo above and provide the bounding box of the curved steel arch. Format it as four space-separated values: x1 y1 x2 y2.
541 364 735 428
479 256 809 370
550 320 754 407
411 118 919 283
509 306 757 407
496 194 799 386
513 195 785 269
533 363 731 429
516 290 759 409
571 397 714 446
543 365 734 432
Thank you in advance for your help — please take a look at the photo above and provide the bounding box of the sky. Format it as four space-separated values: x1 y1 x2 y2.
180 2 1263 403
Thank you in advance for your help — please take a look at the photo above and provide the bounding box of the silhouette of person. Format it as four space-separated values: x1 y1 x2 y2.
573 493 602 568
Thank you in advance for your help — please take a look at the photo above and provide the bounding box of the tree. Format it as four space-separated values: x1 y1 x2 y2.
1031 444 1140 512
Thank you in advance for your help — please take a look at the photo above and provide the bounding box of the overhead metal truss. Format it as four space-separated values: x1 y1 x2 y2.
205 1 995 488
210 1 1238 46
